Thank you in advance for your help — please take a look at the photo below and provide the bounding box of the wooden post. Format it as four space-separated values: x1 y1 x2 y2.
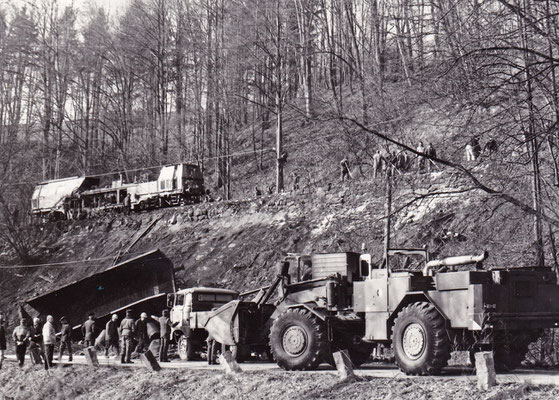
475 352 496 390
333 350 355 380
85 346 100 368
218 350 242 375
140 350 161 371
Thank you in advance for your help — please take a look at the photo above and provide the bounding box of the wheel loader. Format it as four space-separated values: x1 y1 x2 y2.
204 249 559 375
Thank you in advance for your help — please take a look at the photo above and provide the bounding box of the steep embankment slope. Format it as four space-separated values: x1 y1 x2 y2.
0 166 535 322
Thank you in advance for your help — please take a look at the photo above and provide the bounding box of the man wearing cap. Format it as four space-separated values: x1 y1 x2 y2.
0 313 7 369
134 312 149 354
12 318 31 367
159 310 171 362
30 317 48 370
82 313 96 347
119 309 135 363
105 314 120 358
42 315 56 367
58 316 73 362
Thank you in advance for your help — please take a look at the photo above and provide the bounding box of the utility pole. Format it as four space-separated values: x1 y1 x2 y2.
383 177 392 266
275 0 284 193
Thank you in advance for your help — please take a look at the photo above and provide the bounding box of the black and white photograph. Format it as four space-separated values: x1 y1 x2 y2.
1 0 559 398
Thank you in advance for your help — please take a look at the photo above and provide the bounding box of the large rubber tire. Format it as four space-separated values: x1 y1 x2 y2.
269 308 330 371
178 335 194 361
392 302 451 375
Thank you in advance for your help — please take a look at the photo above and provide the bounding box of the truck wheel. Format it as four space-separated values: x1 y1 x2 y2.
392 302 450 375
269 308 329 371
178 336 194 361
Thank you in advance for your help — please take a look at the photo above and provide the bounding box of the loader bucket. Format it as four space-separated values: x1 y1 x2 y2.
204 300 242 346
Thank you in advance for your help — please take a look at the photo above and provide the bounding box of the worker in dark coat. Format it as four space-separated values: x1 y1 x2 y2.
119 309 135 363
82 313 96 347
340 158 352 181
30 317 48 370
134 312 149 354
58 316 73 362
12 318 31 367
105 314 120 357
159 310 172 362
0 313 7 369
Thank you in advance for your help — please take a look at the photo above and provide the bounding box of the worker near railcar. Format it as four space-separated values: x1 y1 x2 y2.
42 315 56 367
159 310 172 362
123 193 131 215
82 313 96 347
12 318 31 367
134 312 149 354
30 317 48 370
58 316 73 362
0 313 6 369
119 309 135 363
105 314 120 358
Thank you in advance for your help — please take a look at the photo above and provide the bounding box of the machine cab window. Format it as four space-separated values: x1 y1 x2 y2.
175 293 185 306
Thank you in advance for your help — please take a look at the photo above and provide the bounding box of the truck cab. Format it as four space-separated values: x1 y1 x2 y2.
167 287 238 360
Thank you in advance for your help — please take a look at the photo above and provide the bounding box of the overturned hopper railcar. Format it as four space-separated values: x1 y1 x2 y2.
26 249 175 334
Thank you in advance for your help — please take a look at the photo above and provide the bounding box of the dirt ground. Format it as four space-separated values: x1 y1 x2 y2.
0 362 557 400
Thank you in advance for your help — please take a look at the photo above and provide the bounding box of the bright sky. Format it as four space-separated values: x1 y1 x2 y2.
7 0 131 16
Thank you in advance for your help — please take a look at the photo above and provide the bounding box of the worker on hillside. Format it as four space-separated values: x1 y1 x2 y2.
123 193 131 215
58 316 73 362
119 309 135 364
372 150 384 178
105 314 120 358
466 137 481 161
42 315 56 368
134 312 149 354
82 313 96 347
0 313 6 369
416 141 426 172
292 172 300 191
30 317 48 370
340 157 352 182
425 142 437 172
12 318 31 367
159 310 172 362
254 186 262 197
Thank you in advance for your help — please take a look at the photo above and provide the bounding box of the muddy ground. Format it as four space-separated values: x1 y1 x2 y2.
0 362 557 400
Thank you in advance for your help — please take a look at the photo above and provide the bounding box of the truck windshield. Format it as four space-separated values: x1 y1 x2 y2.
175 294 184 306
192 293 236 311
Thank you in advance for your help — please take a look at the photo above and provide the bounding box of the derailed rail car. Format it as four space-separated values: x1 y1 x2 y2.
30 163 205 220
26 249 175 334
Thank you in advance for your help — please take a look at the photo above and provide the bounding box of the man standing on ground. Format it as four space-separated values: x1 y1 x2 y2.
30 317 48 370
340 158 352 182
105 314 120 358
12 318 30 367
82 313 96 347
135 312 149 355
0 313 6 369
159 310 171 362
119 309 135 363
42 315 56 367
58 316 73 362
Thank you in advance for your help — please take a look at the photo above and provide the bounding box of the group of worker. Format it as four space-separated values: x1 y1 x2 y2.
0 308 173 369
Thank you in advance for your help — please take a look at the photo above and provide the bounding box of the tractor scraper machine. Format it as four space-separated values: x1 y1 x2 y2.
204 249 559 375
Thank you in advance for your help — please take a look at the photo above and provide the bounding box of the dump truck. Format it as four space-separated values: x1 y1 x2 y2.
167 287 238 360
204 249 559 375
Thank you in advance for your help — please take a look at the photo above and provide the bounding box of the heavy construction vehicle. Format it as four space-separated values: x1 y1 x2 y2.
204 249 559 375
167 287 238 360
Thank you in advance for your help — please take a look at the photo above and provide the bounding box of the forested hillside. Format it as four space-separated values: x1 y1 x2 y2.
1 0 559 278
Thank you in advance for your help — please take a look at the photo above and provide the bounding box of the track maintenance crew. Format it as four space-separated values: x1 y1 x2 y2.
58 316 73 362
159 310 172 362
12 318 30 367
82 313 96 347
42 315 56 367
134 312 149 354
119 309 135 363
105 314 120 357
30 317 48 370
